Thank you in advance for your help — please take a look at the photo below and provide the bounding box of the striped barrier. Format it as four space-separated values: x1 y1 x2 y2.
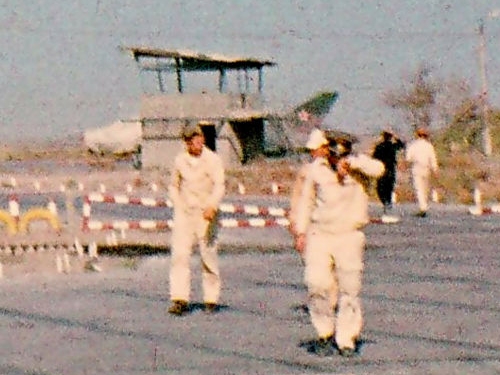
82 193 290 231
82 193 397 232
85 217 290 231
84 193 288 216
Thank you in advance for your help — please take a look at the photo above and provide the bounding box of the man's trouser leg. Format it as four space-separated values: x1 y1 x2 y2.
332 231 364 350
335 269 363 350
413 172 430 212
199 217 221 304
304 230 336 339
169 213 195 302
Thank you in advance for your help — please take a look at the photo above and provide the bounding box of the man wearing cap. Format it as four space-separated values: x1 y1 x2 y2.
167 123 225 316
288 129 339 315
294 128 384 357
405 127 438 217
372 130 405 214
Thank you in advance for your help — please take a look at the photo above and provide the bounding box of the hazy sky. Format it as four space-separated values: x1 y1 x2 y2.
0 0 499 141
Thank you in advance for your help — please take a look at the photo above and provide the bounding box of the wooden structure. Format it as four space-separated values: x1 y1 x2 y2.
123 46 276 169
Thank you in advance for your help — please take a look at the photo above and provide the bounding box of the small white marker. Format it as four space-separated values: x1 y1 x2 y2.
473 187 482 207
63 253 71 273
151 183 158 192
238 183 246 195
126 184 133 193
271 182 279 194
34 181 41 192
391 191 397 204
88 242 98 259
47 200 57 215
99 184 106 193
74 237 84 258
431 189 439 203
56 255 63 273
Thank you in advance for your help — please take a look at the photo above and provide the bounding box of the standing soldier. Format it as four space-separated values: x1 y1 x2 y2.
288 129 338 313
405 127 439 217
294 129 384 357
372 130 405 214
167 123 225 316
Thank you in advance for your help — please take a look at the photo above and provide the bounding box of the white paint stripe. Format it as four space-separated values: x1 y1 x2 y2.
141 197 157 206
114 195 130 204
88 221 104 230
244 205 260 215
219 203 235 213
88 193 104 202
269 207 287 217
139 220 157 229
112 221 130 230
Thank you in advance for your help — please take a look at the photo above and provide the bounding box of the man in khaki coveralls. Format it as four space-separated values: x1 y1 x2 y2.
168 124 225 316
294 129 384 356
289 130 339 312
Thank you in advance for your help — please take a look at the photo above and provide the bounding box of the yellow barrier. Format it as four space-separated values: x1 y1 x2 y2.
18 208 60 234
0 209 17 235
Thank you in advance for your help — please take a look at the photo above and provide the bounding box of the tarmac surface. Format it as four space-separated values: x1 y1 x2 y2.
0 202 499 375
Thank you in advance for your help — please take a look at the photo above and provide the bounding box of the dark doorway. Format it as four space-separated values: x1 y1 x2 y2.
201 124 216 151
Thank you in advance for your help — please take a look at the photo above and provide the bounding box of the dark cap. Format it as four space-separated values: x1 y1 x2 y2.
182 124 203 140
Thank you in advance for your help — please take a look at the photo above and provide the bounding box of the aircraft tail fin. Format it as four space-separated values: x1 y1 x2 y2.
293 91 339 120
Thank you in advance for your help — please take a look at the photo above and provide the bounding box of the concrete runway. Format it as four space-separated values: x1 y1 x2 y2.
0 203 499 374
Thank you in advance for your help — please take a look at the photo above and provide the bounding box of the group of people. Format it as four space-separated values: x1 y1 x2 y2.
372 127 439 218
164 122 439 358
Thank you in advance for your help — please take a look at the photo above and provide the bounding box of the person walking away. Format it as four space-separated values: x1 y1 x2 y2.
167 123 225 316
372 130 405 214
294 131 384 357
405 127 438 217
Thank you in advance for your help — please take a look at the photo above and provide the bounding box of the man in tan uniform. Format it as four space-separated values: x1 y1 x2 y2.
168 124 225 316
289 129 339 315
405 127 438 217
295 129 384 357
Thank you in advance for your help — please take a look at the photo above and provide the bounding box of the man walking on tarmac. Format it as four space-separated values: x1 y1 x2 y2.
294 128 384 357
405 127 439 218
372 129 405 214
167 123 225 316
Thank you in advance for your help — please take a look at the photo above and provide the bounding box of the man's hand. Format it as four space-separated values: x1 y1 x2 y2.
203 207 217 221
336 157 351 183
294 233 306 255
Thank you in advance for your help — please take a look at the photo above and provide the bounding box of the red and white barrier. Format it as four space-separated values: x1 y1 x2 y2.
82 192 396 233
85 217 290 231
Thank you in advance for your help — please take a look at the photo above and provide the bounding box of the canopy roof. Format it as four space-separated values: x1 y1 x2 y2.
122 46 276 71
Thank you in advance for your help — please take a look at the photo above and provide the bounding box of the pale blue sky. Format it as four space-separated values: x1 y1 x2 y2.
0 0 499 141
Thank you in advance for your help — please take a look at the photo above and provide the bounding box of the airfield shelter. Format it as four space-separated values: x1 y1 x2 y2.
123 46 276 169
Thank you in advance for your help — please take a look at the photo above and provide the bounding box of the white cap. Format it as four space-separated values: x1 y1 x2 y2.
305 128 328 150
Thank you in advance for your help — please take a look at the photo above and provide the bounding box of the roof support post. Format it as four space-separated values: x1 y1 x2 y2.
218 68 226 93
244 68 250 93
258 67 263 93
157 70 165 92
175 58 183 93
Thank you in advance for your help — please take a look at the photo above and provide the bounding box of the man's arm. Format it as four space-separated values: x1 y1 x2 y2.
168 158 182 208
204 154 225 220
347 153 385 178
